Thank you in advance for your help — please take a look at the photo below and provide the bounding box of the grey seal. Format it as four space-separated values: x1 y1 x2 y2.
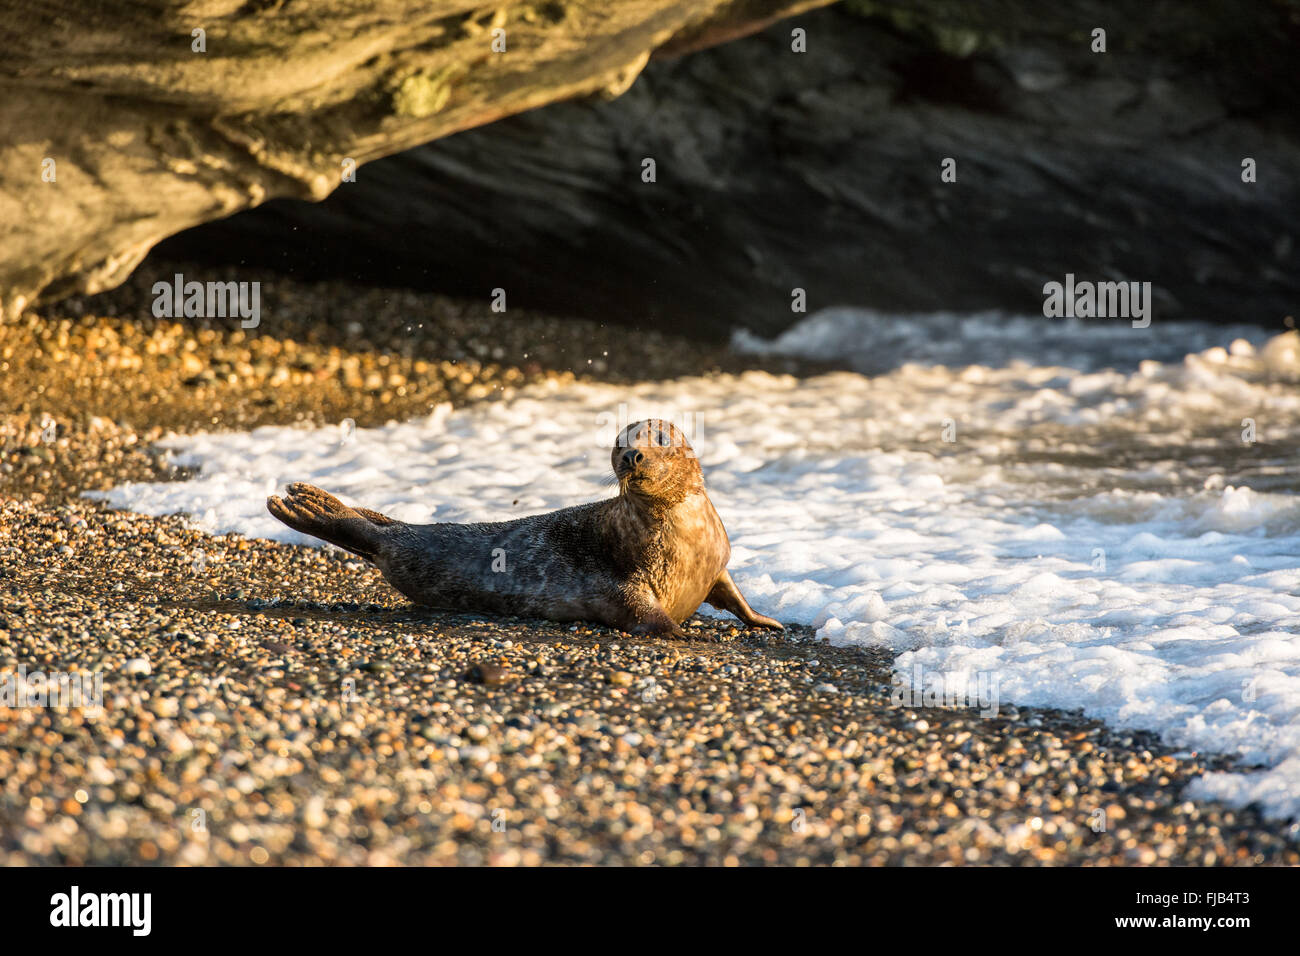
266 418 782 637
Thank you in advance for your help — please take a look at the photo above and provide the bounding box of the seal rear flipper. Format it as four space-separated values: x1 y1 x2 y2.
706 569 783 630
267 482 393 560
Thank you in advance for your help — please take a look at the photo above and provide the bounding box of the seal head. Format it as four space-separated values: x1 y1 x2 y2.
612 419 703 508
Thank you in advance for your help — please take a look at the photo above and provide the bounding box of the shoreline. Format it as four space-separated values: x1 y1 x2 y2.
2 272 1296 865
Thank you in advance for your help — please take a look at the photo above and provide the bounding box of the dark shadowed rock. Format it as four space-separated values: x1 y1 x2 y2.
153 1 1300 339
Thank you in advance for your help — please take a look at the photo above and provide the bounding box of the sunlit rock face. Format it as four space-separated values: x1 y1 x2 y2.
154 2 1300 339
0 0 832 319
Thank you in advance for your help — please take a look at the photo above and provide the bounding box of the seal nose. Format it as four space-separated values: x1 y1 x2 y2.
621 448 644 470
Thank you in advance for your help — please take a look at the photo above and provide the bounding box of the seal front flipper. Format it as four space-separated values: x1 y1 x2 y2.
267 482 395 561
620 593 687 639
706 569 783 630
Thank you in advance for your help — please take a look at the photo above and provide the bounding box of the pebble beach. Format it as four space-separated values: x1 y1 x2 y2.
2 267 1297 866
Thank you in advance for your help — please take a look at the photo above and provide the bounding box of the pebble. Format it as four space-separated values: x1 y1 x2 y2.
1 500 1288 866
469 663 511 687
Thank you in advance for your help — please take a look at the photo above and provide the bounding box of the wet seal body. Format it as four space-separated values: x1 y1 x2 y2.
266 419 781 637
